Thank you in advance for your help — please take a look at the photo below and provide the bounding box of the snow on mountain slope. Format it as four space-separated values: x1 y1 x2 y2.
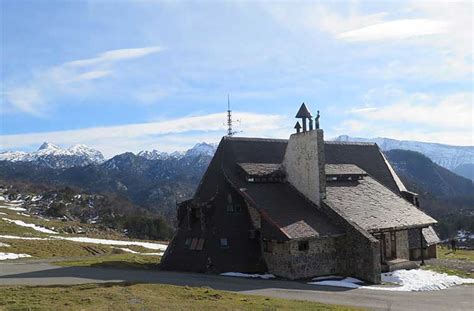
137 142 217 160
334 135 474 174
0 142 105 168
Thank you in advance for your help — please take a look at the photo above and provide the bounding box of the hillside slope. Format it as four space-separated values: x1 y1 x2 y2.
385 150 474 238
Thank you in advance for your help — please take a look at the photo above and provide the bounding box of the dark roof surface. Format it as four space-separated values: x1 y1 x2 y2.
193 136 418 239
326 164 368 176
237 163 283 177
325 176 436 232
324 142 401 193
231 178 345 240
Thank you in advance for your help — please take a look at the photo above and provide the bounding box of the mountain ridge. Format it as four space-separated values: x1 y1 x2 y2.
334 135 474 180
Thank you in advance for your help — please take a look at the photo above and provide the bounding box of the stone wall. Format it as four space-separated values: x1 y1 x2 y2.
323 201 381 284
396 230 410 260
263 237 337 279
282 129 325 206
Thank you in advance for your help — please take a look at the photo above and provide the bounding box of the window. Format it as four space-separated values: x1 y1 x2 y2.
226 194 234 212
220 238 229 248
298 240 309 251
196 238 205 251
234 204 242 213
185 238 192 248
263 240 273 253
190 238 199 250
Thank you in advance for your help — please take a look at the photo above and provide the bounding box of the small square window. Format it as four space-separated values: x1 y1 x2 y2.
220 238 229 248
185 238 192 248
264 240 273 252
190 238 198 250
196 238 205 251
226 204 234 212
298 240 309 251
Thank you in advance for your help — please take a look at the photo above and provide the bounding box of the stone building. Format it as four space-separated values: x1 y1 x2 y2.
161 103 439 284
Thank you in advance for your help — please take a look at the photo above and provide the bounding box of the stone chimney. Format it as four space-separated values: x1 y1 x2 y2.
283 104 326 206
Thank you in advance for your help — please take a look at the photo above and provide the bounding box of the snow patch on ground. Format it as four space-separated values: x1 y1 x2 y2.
0 205 27 212
0 252 31 260
113 247 163 256
52 236 168 251
308 269 474 291
220 272 276 280
0 235 50 241
365 269 474 291
0 242 10 247
18 213 30 217
0 212 6 215
1 218 58 234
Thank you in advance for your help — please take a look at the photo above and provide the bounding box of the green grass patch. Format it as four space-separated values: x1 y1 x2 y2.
437 245 474 262
56 253 161 270
422 265 472 278
0 238 117 259
0 282 360 311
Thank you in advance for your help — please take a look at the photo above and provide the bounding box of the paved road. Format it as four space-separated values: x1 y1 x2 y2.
0 262 472 310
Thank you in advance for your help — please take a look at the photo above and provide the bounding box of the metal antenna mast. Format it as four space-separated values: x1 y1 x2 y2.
227 94 234 136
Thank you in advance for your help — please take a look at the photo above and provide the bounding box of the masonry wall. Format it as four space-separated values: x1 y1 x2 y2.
396 230 410 260
322 202 381 284
263 237 337 280
283 129 325 206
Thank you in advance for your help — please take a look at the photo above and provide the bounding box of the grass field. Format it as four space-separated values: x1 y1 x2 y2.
437 245 474 262
0 283 360 311
421 245 474 278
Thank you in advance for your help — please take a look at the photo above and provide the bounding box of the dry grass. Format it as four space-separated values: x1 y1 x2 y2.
0 282 361 311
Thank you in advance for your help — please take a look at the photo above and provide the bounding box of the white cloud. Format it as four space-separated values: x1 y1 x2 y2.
331 90 473 146
65 47 164 67
351 92 472 130
3 87 46 116
337 19 449 42
3 46 165 116
0 111 287 157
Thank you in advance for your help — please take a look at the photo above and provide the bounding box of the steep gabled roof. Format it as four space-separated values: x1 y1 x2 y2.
325 175 436 232
192 136 418 240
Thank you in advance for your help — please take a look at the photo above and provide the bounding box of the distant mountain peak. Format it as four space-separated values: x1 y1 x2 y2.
1 142 104 168
137 142 217 160
38 142 60 151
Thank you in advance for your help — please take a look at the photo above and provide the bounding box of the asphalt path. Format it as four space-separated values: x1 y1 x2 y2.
0 262 472 310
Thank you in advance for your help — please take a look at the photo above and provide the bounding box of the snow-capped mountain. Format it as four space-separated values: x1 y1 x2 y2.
137 143 217 160
334 135 474 179
0 142 105 168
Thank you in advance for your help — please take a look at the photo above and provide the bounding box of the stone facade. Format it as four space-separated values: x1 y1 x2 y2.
323 201 381 284
263 237 338 279
396 230 410 260
283 129 325 206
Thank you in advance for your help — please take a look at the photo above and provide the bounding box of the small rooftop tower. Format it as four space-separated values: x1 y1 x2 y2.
295 103 313 133
227 94 235 136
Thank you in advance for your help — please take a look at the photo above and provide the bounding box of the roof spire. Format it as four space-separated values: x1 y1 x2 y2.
294 121 302 133
295 103 313 133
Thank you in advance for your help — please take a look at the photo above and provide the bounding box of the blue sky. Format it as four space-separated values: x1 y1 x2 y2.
1 0 472 157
